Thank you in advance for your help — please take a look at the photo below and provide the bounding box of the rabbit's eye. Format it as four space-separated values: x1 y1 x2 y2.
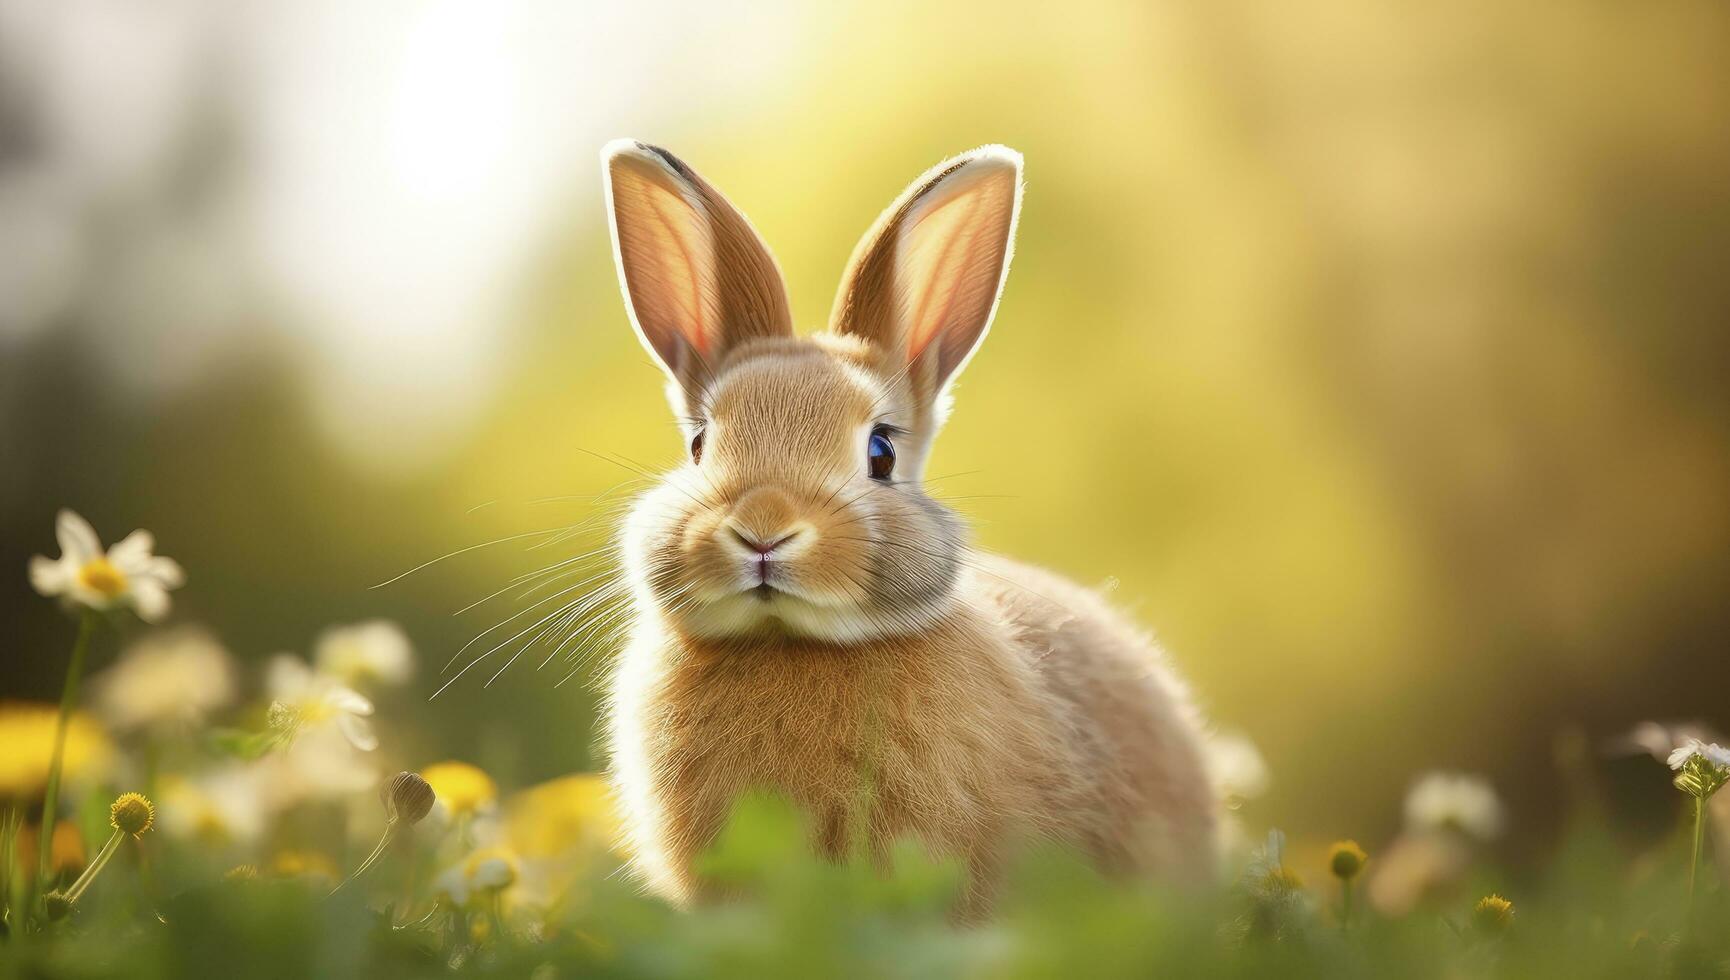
867 428 895 481
690 429 705 463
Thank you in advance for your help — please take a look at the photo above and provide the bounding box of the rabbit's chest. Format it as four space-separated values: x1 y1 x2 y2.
630 641 1071 853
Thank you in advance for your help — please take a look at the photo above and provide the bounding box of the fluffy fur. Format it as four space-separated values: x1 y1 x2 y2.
598 140 1216 914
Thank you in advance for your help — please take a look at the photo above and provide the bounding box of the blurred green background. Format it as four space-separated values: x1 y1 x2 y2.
3 0 1728 857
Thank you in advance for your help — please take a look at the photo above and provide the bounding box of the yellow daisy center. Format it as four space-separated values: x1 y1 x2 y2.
298 699 336 724
77 557 128 598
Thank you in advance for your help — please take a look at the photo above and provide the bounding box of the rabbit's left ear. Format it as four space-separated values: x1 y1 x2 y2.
830 145 1023 396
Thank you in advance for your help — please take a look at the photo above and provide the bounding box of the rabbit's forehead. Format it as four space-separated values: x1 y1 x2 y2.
708 352 881 434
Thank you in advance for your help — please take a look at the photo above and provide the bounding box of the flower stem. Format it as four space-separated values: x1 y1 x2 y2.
64 829 122 904
1341 879 1354 933
330 820 397 895
1688 794 1705 924
38 611 97 885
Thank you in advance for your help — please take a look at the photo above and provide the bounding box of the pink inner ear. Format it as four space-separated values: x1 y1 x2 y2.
640 192 712 357
901 190 995 363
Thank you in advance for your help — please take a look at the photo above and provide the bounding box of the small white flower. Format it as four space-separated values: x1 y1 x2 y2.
266 654 378 751
434 849 519 906
91 627 235 731
1404 772 1505 841
159 766 267 843
256 725 378 808
28 509 185 621
315 620 413 687
1668 738 1730 771
1205 731 1270 803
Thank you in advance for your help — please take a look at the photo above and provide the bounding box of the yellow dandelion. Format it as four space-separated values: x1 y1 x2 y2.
0 702 113 799
422 761 497 817
505 773 623 859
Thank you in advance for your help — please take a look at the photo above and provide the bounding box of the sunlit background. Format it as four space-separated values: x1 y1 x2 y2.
5 0 1729 860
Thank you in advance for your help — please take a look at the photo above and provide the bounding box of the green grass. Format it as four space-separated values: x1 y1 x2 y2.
4 794 1724 980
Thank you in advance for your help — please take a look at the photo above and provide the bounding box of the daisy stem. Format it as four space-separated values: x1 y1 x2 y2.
3 806 20 915
1688 794 1705 923
64 829 122 904
330 819 398 895
1341 879 1354 933
37 611 97 886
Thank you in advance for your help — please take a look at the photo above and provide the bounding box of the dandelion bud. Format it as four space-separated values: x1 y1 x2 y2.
42 891 72 921
1328 840 1367 881
1472 893 1514 935
382 771 436 826
109 792 155 838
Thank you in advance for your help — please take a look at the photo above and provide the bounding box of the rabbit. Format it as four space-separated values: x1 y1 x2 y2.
598 139 1217 915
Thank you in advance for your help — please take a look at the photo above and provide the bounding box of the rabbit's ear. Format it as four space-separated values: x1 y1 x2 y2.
830 145 1022 396
603 140 793 397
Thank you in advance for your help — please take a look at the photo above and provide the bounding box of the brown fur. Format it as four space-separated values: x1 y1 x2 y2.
598 141 1217 914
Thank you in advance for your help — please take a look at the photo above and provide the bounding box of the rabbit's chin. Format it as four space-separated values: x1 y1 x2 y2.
667 589 948 646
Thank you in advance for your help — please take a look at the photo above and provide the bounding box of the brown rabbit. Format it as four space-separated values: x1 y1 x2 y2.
599 140 1216 913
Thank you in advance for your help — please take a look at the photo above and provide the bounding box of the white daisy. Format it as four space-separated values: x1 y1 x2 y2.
159 766 267 843
91 627 236 732
434 849 519 906
1668 738 1730 771
28 509 185 621
266 654 378 751
1404 771 1505 841
314 620 413 687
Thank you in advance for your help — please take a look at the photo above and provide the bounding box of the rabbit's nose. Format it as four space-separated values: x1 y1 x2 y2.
726 525 804 556
723 487 813 560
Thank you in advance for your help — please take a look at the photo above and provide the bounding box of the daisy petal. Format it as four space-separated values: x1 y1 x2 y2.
108 530 156 573
145 556 186 589
56 510 101 564
266 655 313 698
338 713 379 752
1667 741 1700 770
327 687 374 716
29 556 71 597
132 581 171 622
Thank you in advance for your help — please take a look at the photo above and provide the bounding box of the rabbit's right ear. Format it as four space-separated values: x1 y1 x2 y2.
602 141 793 404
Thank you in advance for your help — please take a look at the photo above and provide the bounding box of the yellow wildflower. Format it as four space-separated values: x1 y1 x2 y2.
422 761 497 817
110 792 155 837
0 702 112 799
505 774 623 859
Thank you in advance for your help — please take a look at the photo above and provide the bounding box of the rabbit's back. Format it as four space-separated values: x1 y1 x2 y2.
968 553 1217 879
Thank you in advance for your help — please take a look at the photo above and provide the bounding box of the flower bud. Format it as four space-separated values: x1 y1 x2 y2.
1472 893 1514 935
42 891 72 921
110 792 155 837
382 771 436 826
1328 840 1367 881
